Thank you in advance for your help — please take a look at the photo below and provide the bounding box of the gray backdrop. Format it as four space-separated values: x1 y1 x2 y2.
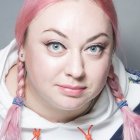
0 0 140 69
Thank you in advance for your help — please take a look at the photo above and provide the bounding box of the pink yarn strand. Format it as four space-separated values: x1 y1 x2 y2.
121 107 140 140
0 105 22 140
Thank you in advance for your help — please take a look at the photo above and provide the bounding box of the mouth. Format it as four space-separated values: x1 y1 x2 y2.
56 84 87 97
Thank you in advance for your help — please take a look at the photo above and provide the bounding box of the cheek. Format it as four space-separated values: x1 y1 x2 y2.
86 57 111 89
25 49 66 85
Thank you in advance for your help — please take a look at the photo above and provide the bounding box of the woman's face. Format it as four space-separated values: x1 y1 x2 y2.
23 0 113 110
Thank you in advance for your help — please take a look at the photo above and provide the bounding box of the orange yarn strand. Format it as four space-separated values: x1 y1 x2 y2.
78 125 93 140
31 126 93 140
32 129 41 140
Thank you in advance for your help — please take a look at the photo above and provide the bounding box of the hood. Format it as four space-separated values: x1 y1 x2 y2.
0 39 129 130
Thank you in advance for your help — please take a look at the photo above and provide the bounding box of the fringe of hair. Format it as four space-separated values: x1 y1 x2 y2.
0 59 25 140
107 66 140 140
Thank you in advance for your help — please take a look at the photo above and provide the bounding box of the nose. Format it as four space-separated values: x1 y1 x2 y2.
64 52 85 79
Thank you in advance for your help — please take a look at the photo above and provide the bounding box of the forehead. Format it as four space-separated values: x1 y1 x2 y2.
29 0 112 38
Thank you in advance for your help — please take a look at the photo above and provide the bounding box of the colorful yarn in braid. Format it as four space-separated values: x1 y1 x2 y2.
0 58 25 140
107 66 140 140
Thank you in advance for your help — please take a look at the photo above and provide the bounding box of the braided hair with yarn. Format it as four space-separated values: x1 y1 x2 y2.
108 66 140 140
0 56 25 140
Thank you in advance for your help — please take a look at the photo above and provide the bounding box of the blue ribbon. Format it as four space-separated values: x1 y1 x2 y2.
117 100 128 109
12 97 24 107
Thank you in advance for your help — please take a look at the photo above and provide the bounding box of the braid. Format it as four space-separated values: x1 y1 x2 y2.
107 66 140 140
16 58 25 98
0 58 25 140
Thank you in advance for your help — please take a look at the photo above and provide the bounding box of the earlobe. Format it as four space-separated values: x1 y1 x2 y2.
19 47 25 62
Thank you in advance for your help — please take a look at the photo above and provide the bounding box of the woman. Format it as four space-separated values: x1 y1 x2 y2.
0 0 140 140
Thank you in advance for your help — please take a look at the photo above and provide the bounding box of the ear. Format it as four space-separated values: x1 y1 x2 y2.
18 45 25 62
108 65 114 79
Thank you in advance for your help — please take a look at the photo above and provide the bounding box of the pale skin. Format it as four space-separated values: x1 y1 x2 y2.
6 0 114 123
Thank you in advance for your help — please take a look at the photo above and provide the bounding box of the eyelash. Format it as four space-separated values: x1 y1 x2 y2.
44 41 105 56
85 44 105 55
44 41 66 53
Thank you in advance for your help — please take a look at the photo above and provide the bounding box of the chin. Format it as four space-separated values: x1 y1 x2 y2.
55 98 87 111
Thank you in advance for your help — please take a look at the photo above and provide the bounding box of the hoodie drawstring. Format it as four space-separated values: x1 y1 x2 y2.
32 129 41 140
31 125 93 140
78 125 93 140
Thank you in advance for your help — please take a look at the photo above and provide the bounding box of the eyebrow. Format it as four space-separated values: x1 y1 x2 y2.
42 28 111 43
86 33 111 43
43 28 68 39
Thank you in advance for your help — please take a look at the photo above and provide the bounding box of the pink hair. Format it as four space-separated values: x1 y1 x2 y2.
15 0 61 49
95 0 118 47
108 66 140 140
1 0 139 140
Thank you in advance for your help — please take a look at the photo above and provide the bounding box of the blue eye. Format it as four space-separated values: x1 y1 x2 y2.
46 42 65 53
86 44 104 55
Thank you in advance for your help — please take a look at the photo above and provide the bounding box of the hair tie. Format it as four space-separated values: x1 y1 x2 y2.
117 100 128 109
12 96 24 107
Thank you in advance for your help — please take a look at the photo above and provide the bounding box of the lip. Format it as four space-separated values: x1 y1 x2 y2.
57 84 87 97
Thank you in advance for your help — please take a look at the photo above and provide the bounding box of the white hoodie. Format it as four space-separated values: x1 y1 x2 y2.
0 40 140 140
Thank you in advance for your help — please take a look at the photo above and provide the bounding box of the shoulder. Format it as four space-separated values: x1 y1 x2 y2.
126 68 140 84
0 39 18 84
0 39 17 57
125 68 140 110
0 39 17 69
